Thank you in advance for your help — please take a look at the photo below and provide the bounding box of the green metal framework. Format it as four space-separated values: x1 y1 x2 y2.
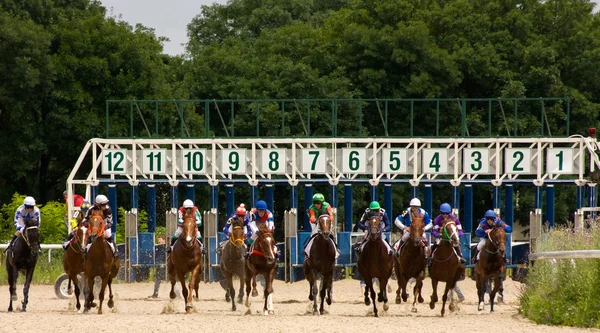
105 98 571 138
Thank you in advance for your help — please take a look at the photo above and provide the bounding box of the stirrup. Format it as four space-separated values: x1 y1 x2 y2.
166 246 173 254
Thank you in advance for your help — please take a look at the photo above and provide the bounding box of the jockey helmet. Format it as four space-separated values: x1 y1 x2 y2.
81 201 91 214
95 194 109 205
23 196 36 207
440 203 452 214
312 193 325 203
369 201 380 210
236 204 247 216
63 191 68 196
256 200 267 210
409 198 421 207
484 210 496 219
183 199 194 208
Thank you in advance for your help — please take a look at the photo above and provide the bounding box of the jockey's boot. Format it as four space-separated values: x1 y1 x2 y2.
62 233 74 250
216 240 226 255
395 239 405 257
166 237 176 254
107 236 118 257
197 239 207 255
5 235 17 253
353 242 362 256
454 245 466 264
329 234 342 257
504 255 509 264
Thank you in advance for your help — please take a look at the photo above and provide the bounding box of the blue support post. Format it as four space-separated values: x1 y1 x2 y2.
108 185 117 234
424 184 432 215
464 185 473 233
504 185 514 227
330 184 338 208
546 185 555 228
344 184 353 232
451 185 460 212
225 184 235 216
590 185 598 220
384 184 393 222
186 184 195 203
250 185 259 208
147 184 156 233
170 185 179 210
411 185 419 199
369 185 378 202
492 185 501 211
265 184 274 212
290 185 298 209
209 185 218 210
130 184 138 211
576 184 585 209
91 185 99 203
304 184 313 231
534 186 542 209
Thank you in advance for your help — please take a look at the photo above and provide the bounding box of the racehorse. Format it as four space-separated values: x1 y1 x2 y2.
357 216 393 317
63 215 87 310
245 224 278 315
303 214 336 315
83 213 119 314
220 217 246 311
394 213 426 312
167 211 203 313
6 218 40 312
475 225 507 312
428 216 465 317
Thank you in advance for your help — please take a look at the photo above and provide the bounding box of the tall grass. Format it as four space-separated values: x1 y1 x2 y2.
520 222 600 328
0 250 66 285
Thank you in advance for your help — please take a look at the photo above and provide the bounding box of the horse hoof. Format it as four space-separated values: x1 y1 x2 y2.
440 310 445 317
252 290 258 297
68 288 73 295
364 298 371 306
107 300 114 308
313 311 319 316
193 296 199 302
449 303 456 312
225 294 231 302
411 307 417 313
373 312 379 318
478 302 484 311
237 296 244 304
429 302 435 310
383 303 389 311
245 299 251 308
326 297 332 306
76 304 81 310
308 294 314 301
11 295 17 302
497 296 504 303
232 305 236 312
263 310 269 316
268 310 274 315
395 296 401 304
91 302 97 308
170 291 176 300
418 296 424 303
402 295 408 302
98 309 102 315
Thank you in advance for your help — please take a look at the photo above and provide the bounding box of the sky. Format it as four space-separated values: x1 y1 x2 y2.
100 0 599 56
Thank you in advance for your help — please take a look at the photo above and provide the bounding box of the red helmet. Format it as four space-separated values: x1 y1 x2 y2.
235 205 247 216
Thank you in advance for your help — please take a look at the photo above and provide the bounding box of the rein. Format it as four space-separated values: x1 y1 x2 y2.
21 226 38 248
485 228 502 254
229 225 245 246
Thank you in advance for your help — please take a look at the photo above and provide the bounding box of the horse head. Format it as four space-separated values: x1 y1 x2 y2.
367 216 382 241
441 216 460 246
73 223 88 251
317 214 332 239
409 213 424 246
181 212 197 249
488 226 507 257
22 218 40 256
88 215 105 242
256 231 276 265
229 217 245 247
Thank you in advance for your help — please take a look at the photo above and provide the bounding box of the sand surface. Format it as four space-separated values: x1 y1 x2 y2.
0 277 597 333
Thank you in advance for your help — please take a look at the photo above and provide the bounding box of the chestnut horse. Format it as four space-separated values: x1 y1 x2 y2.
475 226 507 312
63 216 87 310
428 217 464 317
167 212 203 313
303 214 336 315
6 218 40 312
83 214 119 314
394 213 426 312
220 217 246 311
245 224 278 315
357 216 393 317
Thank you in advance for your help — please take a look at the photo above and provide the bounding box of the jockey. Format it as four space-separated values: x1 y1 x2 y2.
475 210 512 263
431 203 466 264
63 190 85 210
303 193 340 258
167 199 205 254
394 198 432 258
6 196 41 252
216 204 251 255
82 194 118 257
246 200 275 258
62 200 92 250
353 201 393 256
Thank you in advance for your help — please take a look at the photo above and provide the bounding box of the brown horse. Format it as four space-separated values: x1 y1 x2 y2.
167 212 203 313
83 214 119 314
63 217 87 310
220 217 246 311
475 226 507 312
394 213 426 312
303 214 336 315
428 217 465 317
357 216 393 317
245 224 278 315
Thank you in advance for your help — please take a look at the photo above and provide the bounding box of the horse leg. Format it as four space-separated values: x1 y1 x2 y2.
225 272 235 311
429 279 438 310
380 277 390 312
74 274 82 310
411 277 423 312
84 274 95 313
324 271 333 306
363 279 371 306
416 274 425 303
7 265 17 312
394 260 402 304
184 269 196 313
107 277 114 309
440 282 452 317
489 274 500 312
319 273 332 315
497 272 505 303
237 272 245 304
477 274 485 311
400 274 409 303
97 276 109 315
264 267 275 315
304 262 316 302
369 282 378 317
251 274 258 297
168 264 177 300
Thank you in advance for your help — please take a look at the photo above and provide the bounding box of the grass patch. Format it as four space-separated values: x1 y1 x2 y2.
0 249 66 285
520 222 600 328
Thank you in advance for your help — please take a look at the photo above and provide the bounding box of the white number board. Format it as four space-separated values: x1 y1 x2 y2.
422 149 449 174
102 149 128 175
504 148 532 174
463 148 491 174
142 149 167 174
222 149 246 175
546 148 574 174
261 149 287 174
302 149 327 174
181 149 207 174
381 148 408 174
342 148 367 173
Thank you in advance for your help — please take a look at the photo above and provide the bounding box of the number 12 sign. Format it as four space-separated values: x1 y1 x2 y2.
102 149 128 175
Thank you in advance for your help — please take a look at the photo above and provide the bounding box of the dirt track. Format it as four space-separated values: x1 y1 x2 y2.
0 277 596 333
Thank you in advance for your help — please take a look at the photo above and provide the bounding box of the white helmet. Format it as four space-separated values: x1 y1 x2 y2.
95 194 109 205
183 199 194 208
23 196 36 206
409 198 421 207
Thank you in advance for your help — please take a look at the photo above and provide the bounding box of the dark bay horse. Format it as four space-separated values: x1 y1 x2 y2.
428 217 464 317
63 218 87 310
83 214 119 314
220 217 246 311
245 224 278 315
394 213 426 312
303 214 336 315
6 218 40 312
167 212 203 313
357 216 393 317
475 226 507 312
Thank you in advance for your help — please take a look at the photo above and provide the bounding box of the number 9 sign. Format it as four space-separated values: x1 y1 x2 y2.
221 149 246 175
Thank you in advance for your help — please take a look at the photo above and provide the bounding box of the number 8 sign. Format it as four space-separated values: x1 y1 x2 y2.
261 149 287 174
